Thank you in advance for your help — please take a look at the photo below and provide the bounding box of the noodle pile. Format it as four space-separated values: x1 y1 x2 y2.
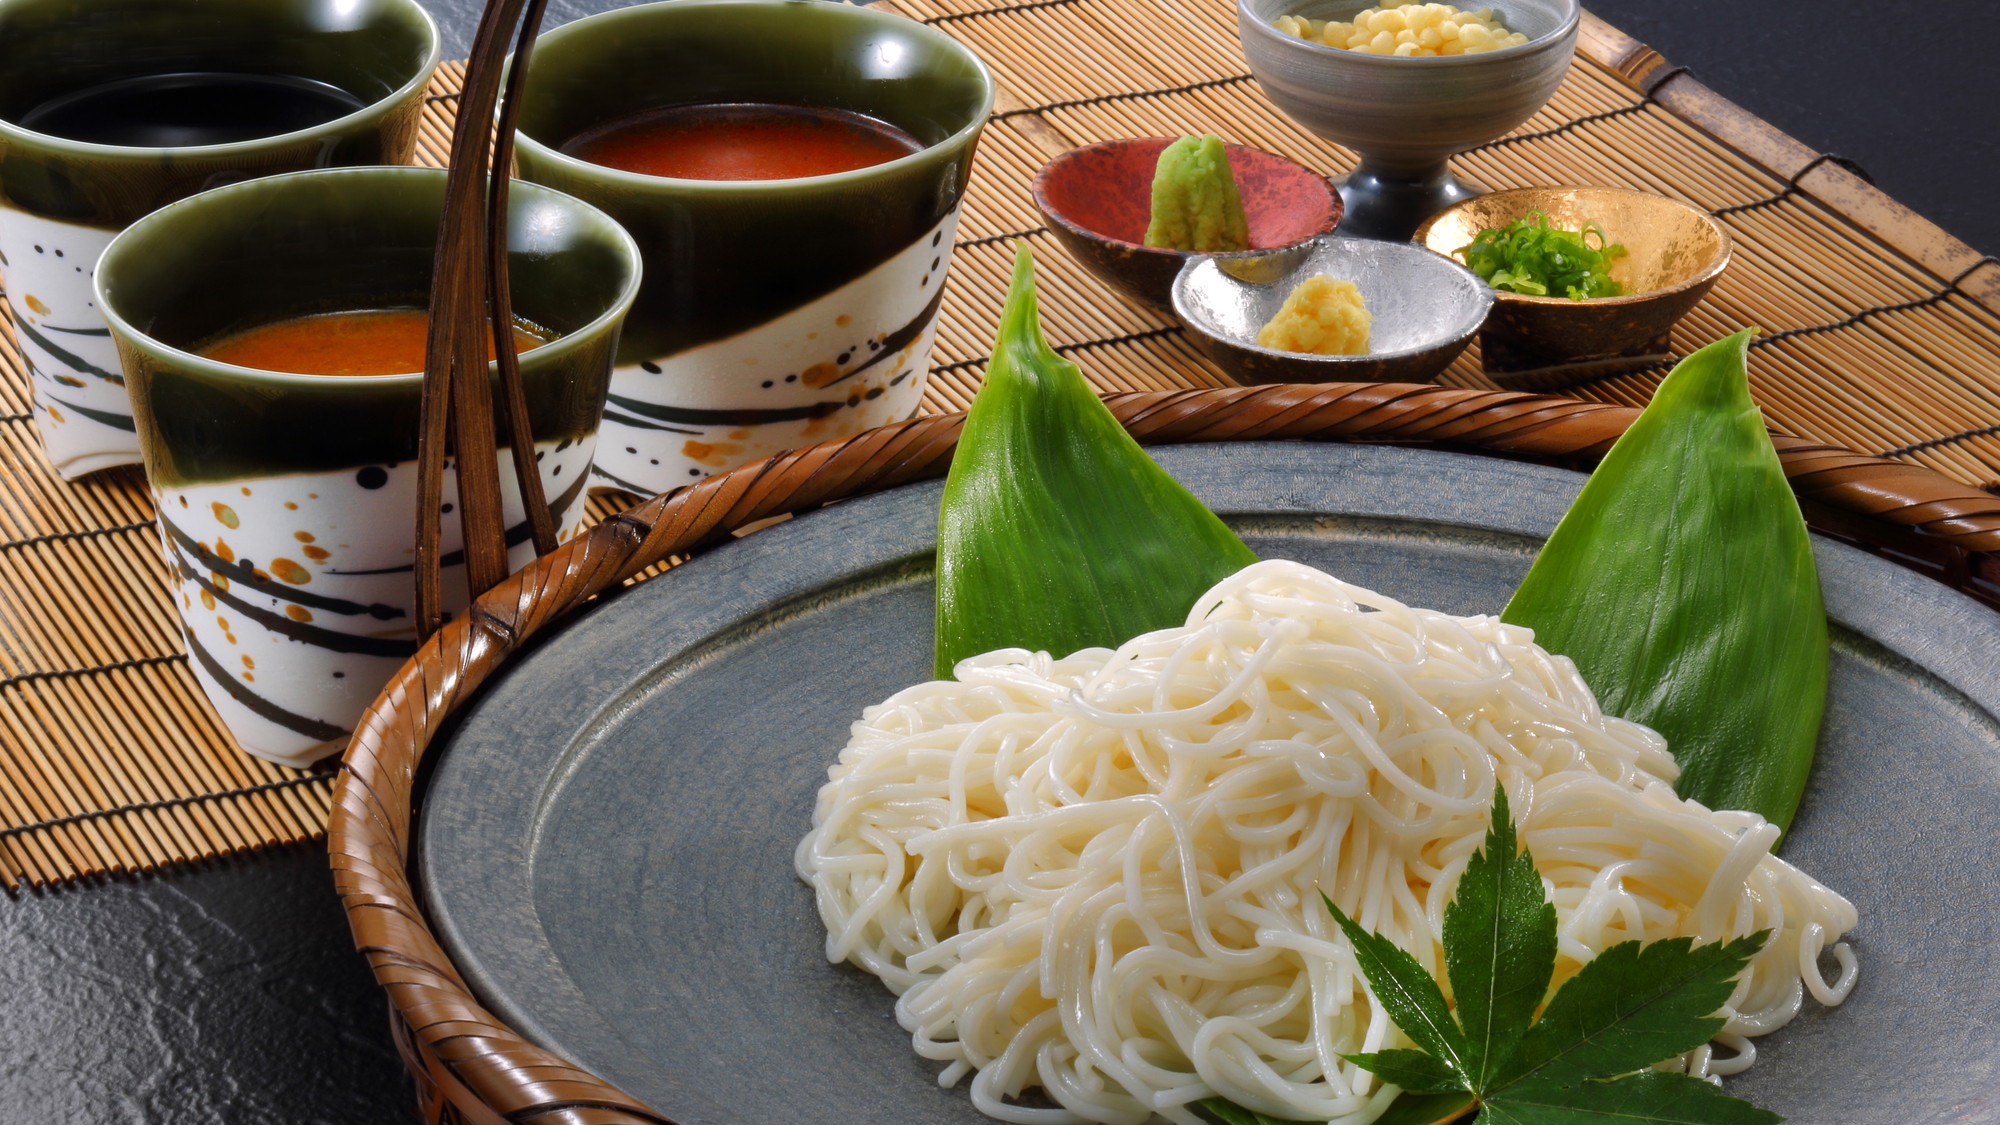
795 561 1858 1125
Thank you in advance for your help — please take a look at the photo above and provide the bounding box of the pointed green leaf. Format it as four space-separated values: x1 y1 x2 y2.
1323 892 1475 1087
933 246 1258 677
1482 1072 1782 1125
1344 1049 1468 1095
1443 785 1558 1091
1491 933 1768 1090
1378 1092 1481 1125
1500 329 1827 836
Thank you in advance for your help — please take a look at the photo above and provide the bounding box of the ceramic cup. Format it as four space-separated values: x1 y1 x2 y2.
0 0 441 479
95 166 642 768
510 0 993 498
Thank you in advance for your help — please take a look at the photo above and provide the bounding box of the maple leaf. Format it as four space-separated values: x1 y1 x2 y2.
1205 786 1779 1125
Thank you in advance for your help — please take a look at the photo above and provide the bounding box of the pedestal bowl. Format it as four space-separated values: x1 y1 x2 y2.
1237 0 1580 239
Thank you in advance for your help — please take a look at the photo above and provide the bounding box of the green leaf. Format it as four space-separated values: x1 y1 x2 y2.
1500 328 1828 836
1314 791 1780 1125
1323 892 1475 1088
1442 785 1557 1091
1343 1049 1467 1095
1375 1092 1481 1125
933 246 1258 678
1481 1072 1782 1125
1491 933 1768 1090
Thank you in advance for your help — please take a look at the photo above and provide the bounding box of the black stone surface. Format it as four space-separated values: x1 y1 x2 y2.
0 843 412 1125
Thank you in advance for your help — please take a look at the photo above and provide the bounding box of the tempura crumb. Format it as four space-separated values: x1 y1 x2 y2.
1273 3 1530 55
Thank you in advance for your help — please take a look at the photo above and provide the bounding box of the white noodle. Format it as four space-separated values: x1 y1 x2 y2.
795 560 1858 1124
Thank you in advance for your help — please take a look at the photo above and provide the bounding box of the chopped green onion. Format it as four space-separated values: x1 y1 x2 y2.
1455 210 1627 300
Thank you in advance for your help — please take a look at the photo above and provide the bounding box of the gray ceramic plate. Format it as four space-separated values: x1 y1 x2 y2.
420 444 2000 1125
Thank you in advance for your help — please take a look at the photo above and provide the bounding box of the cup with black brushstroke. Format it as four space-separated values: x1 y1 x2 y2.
0 0 441 480
509 0 993 499
94 166 641 768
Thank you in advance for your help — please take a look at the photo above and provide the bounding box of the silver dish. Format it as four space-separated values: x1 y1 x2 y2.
1172 234 1492 383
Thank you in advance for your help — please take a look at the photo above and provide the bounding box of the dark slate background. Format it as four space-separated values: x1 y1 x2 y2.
1583 0 1996 257
1 3 1990 1125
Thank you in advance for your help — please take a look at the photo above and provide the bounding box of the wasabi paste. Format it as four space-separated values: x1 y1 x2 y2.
1143 134 1250 253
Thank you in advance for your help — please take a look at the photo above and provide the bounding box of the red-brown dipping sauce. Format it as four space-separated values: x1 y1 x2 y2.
562 103 922 181
198 309 552 377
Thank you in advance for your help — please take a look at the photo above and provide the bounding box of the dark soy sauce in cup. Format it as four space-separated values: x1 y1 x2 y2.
562 103 921 181
15 72 366 147
198 309 553 377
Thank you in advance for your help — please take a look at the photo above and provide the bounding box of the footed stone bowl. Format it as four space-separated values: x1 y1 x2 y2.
1237 0 1580 239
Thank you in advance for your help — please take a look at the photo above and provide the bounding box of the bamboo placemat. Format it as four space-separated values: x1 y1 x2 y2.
4 5 1998 890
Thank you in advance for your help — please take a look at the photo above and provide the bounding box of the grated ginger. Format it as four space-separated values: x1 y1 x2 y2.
1256 275 1371 355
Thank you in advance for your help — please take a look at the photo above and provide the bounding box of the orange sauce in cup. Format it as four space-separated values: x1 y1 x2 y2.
198 309 551 377
563 103 922 181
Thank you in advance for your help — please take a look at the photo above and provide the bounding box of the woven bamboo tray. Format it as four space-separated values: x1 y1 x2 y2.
1 0 1997 899
336 388 2000 1125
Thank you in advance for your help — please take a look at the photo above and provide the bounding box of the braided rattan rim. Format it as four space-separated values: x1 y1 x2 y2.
331 383 2000 1125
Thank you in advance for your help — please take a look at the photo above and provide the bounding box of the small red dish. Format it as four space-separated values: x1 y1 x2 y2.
1032 137 1341 314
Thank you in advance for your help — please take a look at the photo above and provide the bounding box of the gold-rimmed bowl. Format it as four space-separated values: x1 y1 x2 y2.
1415 186 1732 382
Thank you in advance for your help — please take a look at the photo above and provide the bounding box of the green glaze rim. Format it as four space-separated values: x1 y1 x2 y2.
92 165 644 392
510 0 995 197
0 0 442 164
